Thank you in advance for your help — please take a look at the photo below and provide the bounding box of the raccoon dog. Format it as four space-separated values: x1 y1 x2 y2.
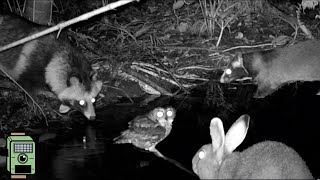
0 14 102 120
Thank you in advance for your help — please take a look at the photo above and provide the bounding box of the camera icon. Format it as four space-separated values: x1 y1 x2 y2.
6 132 36 179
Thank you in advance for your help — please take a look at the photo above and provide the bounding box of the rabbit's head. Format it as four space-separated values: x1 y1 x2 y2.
192 115 250 179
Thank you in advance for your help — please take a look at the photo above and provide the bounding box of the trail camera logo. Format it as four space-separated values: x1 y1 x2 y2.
6 134 35 177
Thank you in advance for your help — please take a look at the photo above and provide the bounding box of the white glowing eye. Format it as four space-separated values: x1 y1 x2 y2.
156 111 164 118
199 150 206 159
91 98 96 103
226 68 232 75
166 110 173 117
79 100 86 106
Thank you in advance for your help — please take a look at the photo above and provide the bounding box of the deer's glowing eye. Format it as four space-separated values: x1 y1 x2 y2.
226 68 232 75
199 150 206 159
91 98 96 103
79 100 86 106
156 111 164 118
167 110 173 117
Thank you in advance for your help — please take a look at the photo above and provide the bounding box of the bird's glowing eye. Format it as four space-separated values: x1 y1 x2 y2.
156 111 164 118
166 110 173 117
79 100 86 106
91 98 96 103
199 150 206 159
226 68 232 75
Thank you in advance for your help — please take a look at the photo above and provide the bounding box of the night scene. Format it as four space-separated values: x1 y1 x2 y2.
0 0 319 179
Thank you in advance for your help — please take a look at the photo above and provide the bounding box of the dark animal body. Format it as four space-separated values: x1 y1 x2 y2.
0 14 102 120
220 40 320 98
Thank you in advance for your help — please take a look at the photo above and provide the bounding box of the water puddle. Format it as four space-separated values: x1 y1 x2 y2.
1 84 319 179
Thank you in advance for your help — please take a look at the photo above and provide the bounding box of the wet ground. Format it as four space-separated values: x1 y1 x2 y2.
1 82 320 179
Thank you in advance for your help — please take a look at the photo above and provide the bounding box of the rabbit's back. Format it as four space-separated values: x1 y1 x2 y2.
219 141 313 179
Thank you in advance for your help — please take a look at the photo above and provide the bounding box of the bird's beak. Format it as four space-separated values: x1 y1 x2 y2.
158 119 166 126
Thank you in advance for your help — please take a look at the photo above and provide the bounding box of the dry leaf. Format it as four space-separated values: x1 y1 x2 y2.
173 0 185 10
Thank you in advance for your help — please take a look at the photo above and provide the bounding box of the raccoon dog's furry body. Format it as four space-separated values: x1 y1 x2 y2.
0 14 102 120
220 40 320 98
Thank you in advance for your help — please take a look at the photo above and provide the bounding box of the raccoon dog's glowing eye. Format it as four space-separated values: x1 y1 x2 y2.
91 98 96 103
166 110 173 117
156 111 164 118
226 68 232 75
79 100 86 106
199 150 206 159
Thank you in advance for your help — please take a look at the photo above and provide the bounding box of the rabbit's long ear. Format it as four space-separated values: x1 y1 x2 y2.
210 117 225 162
224 114 250 154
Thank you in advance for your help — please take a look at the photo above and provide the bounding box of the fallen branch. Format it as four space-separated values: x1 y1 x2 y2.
0 0 139 53
146 52 189 94
221 43 274 53
131 65 209 82
122 69 173 96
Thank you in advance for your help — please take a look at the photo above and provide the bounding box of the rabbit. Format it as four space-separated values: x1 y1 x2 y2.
192 114 314 179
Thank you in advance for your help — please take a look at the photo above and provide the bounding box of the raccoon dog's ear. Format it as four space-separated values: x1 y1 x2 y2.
95 80 103 91
231 52 243 68
236 52 244 65
90 71 98 81
69 76 80 86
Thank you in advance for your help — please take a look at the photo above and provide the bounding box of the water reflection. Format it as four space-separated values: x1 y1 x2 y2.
1 83 320 179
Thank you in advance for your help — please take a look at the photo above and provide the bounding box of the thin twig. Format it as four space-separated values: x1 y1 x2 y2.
6 0 12 12
216 20 224 47
105 24 140 46
0 67 48 126
146 52 189 94
0 0 139 53
152 46 219 51
105 85 134 104
221 43 274 53
151 148 197 177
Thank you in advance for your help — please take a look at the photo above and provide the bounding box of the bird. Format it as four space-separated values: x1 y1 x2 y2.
113 106 176 152
113 106 196 176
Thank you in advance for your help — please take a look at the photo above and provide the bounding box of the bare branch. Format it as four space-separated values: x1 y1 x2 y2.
0 0 139 53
